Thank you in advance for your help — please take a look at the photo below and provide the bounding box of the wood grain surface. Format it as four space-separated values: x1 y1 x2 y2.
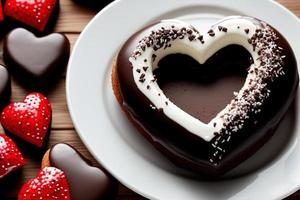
0 0 299 199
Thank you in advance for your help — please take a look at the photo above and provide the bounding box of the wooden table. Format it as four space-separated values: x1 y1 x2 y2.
0 0 299 199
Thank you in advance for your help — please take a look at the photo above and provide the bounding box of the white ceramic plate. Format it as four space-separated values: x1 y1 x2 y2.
66 0 300 199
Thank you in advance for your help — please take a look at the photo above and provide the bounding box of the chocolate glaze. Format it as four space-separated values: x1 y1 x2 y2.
3 28 70 90
155 45 251 124
114 20 299 177
0 65 11 110
49 143 117 200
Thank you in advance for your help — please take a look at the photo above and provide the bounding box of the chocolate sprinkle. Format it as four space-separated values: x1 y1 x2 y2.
208 29 215 37
209 23 285 164
143 66 148 72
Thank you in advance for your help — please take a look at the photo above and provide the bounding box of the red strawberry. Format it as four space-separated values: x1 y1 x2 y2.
0 1 4 22
0 134 25 179
18 167 71 200
4 0 57 31
0 92 52 147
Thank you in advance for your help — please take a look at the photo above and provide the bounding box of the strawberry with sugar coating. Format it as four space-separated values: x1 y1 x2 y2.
0 134 25 179
4 0 57 31
0 92 52 147
18 167 71 200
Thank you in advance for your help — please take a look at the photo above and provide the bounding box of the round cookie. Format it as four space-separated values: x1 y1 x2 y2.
3 28 70 90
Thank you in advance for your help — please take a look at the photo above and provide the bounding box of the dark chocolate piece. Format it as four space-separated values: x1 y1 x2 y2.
49 143 117 200
155 51 248 123
3 28 70 90
0 65 11 110
207 29 215 37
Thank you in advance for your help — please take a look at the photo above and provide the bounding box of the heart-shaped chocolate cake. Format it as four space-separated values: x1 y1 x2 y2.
112 16 299 177
3 28 70 89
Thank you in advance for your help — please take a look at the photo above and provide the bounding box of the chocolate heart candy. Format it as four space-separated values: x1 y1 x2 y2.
3 28 70 90
49 143 118 200
0 65 11 110
155 46 250 124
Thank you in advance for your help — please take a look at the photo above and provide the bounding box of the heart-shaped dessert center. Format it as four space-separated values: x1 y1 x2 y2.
129 17 286 142
155 45 251 123
3 28 70 88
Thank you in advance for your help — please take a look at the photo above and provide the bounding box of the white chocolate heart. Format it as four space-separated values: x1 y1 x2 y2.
129 16 284 142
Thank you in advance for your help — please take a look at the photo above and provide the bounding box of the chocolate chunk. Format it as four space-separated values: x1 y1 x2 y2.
3 28 70 90
49 143 118 200
245 29 250 34
0 65 11 110
140 73 145 79
187 29 193 34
